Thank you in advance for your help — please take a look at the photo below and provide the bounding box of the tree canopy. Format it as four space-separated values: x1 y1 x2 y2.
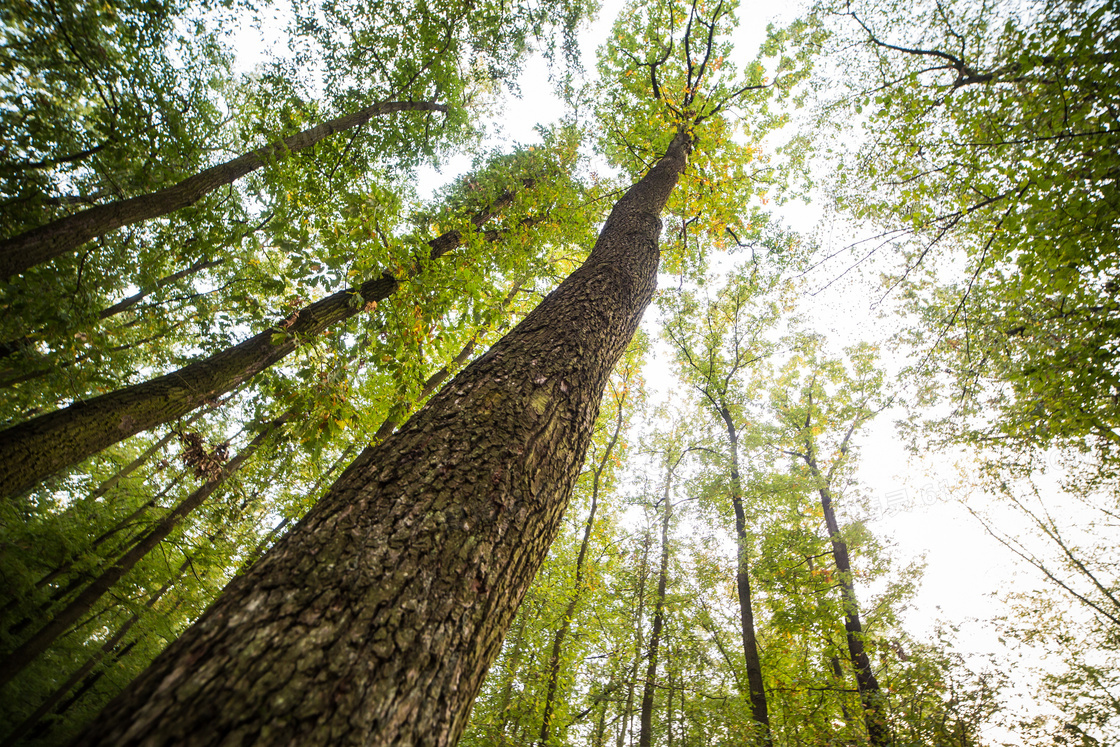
0 0 1116 743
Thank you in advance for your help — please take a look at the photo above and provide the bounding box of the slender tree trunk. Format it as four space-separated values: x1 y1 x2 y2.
718 408 771 742
0 556 189 747
0 196 513 501
666 666 674 747
88 419 196 502
539 392 626 746
494 610 529 747
0 415 287 688
620 528 652 747
0 101 447 279
814 475 889 746
639 459 677 747
97 258 225 320
594 702 608 747
240 445 357 569
0 423 185 617
0 323 191 390
3 468 188 636
829 652 854 723
69 129 692 747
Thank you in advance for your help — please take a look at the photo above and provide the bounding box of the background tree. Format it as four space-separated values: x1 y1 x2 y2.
816 0 1120 738
662 264 791 742
817 0 1120 468
767 336 890 744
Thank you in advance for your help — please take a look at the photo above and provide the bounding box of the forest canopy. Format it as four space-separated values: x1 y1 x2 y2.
0 0 1115 744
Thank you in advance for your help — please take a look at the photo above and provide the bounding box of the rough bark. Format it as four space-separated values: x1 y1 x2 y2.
69 128 692 747
0 415 286 689
0 101 447 279
719 407 771 742
0 197 512 501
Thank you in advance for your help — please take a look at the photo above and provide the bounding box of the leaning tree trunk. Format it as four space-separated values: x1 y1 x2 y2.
0 194 515 501
0 553 192 747
719 407 771 743
0 100 447 279
69 128 692 747
0 414 288 690
813 474 889 747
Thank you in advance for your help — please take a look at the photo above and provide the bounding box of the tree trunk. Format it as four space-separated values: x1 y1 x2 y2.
639 457 677 747
0 101 447 279
814 476 889 746
0 415 287 689
494 610 529 746
620 527 652 747
69 128 692 747
539 392 626 746
0 197 512 501
594 702 608 747
0 423 185 618
3 468 188 637
97 258 226 321
88 420 193 502
0 556 190 747
719 408 771 742
666 667 674 747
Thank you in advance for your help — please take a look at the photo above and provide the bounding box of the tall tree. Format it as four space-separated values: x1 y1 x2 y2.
68 122 695 746
662 267 788 741
638 433 691 747
817 0 1120 736
539 345 640 747
0 165 544 501
768 336 890 745
0 101 447 279
817 0 1120 468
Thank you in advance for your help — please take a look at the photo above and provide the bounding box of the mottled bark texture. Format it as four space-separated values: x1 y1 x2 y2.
0 101 447 279
0 196 511 501
70 129 692 747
